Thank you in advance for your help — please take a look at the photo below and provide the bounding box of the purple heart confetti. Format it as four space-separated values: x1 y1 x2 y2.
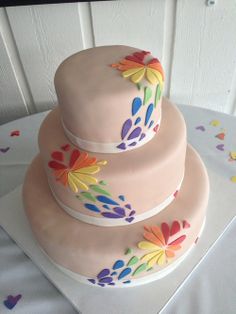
216 144 224 151
0 147 10 153
3 294 22 310
195 126 205 131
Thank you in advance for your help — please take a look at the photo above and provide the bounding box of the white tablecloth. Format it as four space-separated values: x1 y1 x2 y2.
0 106 236 314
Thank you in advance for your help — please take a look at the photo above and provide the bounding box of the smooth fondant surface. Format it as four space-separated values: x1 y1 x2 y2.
38 99 186 225
23 145 209 286
54 46 162 149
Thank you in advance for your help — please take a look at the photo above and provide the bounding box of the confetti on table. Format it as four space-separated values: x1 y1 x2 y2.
231 176 236 183
215 132 225 140
229 152 236 160
3 294 22 310
210 120 220 127
195 126 205 131
10 130 20 137
216 144 224 151
0 147 10 153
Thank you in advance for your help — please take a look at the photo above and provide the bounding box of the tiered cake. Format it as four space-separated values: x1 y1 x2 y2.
23 45 209 287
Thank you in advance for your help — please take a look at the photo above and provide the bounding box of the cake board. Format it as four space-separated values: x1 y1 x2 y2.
0 166 235 314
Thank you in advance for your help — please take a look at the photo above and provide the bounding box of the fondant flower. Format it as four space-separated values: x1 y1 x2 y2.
48 148 107 192
111 51 164 85
138 221 186 268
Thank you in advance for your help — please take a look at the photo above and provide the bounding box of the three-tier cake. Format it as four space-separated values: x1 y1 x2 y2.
23 45 209 287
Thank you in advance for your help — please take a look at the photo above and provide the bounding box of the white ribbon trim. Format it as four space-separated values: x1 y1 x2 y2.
61 116 161 154
49 175 184 227
41 218 206 288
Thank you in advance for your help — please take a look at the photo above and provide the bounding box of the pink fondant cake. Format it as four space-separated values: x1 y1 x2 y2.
23 45 209 287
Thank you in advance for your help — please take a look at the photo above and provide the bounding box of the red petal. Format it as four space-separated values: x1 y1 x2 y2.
51 151 64 162
183 220 191 229
125 55 144 64
61 144 70 151
169 235 186 246
48 160 66 170
170 221 181 236
161 223 170 244
133 51 149 61
69 149 81 168
148 58 160 65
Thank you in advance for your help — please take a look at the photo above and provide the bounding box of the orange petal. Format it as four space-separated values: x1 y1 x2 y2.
165 250 175 258
151 226 165 245
77 157 97 169
71 152 88 170
143 231 163 246
168 244 181 251
120 59 145 68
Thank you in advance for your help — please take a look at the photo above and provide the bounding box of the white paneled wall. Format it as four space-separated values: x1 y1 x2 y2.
0 0 236 124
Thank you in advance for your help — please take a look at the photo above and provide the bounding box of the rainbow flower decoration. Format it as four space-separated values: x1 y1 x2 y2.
111 51 164 86
138 221 186 267
48 146 107 192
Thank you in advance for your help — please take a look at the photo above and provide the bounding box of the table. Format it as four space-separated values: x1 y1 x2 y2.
0 105 236 314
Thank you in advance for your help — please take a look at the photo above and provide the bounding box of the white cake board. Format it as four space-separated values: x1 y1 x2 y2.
0 167 235 314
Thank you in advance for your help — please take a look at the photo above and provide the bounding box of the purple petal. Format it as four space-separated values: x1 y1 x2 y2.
125 217 135 223
97 268 110 279
102 212 123 219
121 119 132 140
99 276 113 284
127 127 142 140
125 204 131 209
117 142 126 150
88 279 96 284
128 142 137 147
139 133 146 141
129 210 136 216
113 207 125 216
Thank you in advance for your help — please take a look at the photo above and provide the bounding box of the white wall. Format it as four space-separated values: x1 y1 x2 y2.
1 0 236 124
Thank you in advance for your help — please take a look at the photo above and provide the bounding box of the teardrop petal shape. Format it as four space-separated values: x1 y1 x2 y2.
118 267 132 280
84 203 100 213
127 127 142 140
97 268 110 279
145 103 154 126
121 119 132 140
132 97 142 116
96 195 119 205
113 260 125 270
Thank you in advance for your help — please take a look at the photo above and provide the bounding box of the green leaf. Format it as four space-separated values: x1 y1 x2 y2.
154 84 162 108
132 263 147 276
81 192 96 202
99 180 107 186
127 256 139 266
136 83 141 90
125 248 133 255
90 185 111 196
144 86 152 105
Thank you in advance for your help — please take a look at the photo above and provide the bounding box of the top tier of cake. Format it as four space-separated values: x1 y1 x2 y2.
54 45 164 153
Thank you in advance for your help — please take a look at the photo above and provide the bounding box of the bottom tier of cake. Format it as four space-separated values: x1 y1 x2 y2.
23 145 209 288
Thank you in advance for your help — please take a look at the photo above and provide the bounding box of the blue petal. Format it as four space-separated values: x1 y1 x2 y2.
96 195 119 205
145 103 154 126
113 260 125 270
118 267 132 280
84 203 100 213
132 97 142 116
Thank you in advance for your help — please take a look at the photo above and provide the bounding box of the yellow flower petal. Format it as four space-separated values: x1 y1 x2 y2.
148 68 163 85
122 67 144 78
138 241 159 250
141 250 161 262
147 251 164 268
146 68 159 84
74 173 98 185
156 251 166 265
97 160 107 165
75 165 100 175
130 67 146 83
68 172 88 192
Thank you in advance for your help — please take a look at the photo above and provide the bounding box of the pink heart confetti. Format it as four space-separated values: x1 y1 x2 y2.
195 126 205 131
216 144 224 151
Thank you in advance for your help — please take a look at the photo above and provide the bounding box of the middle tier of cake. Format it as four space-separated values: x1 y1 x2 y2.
38 99 186 226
